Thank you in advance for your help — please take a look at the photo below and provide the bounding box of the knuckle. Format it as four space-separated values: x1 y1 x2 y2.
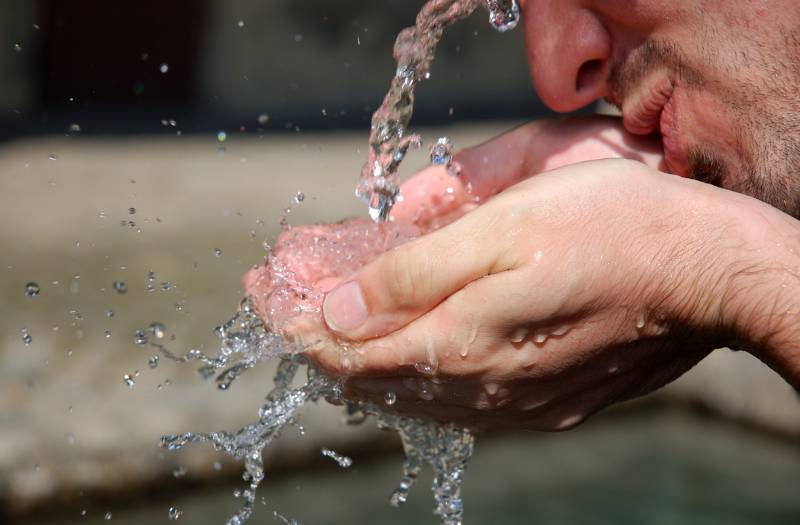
384 245 432 309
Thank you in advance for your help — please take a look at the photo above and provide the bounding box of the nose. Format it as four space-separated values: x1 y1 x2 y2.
522 1 612 112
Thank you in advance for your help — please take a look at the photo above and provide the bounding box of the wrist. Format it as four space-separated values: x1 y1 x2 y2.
712 189 800 388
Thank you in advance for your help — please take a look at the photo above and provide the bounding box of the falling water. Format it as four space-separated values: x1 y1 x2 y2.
356 0 520 221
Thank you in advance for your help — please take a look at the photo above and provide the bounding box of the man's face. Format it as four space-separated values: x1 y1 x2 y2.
520 0 800 216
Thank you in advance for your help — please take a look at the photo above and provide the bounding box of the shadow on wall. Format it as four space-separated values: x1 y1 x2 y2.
0 0 552 139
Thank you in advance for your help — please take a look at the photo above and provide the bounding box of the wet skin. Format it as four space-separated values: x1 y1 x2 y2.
245 117 800 430
246 0 800 430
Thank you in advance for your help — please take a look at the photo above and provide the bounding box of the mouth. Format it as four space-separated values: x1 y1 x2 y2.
621 77 691 177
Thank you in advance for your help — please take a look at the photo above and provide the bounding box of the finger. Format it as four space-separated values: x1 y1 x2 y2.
322 200 516 340
389 124 541 226
389 165 472 225
457 116 667 198
455 122 540 199
390 117 665 227
321 267 554 384
327 261 657 384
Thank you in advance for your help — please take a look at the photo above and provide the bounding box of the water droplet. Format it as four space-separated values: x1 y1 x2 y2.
168 506 183 521
484 383 499 395
68 123 81 133
104 330 112 339
551 324 572 337
128 207 136 215
293 192 305 203
65 432 76 445
13 43 22 52
133 329 148 346
214 248 223 257
104 512 113 520
414 362 436 375
237 20 245 28
429 137 454 166
510 327 527 343
105 309 115 318
389 490 407 507
24 282 40 297
216 131 227 142
321 447 353 468
486 0 520 32
48 153 58 161
148 355 160 369
384 391 397 406
172 465 187 478
635 313 646 329
113 281 127 294
123 373 136 388
257 113 269 126
294 34 303 42
159 63 169 73
21 329 32 346
213 461 222 471
149 322 166 339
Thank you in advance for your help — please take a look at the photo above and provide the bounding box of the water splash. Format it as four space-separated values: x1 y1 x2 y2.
356 0 519 222
155 293 474 525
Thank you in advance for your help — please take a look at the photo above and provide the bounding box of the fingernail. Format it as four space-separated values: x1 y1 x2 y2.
323 281 368 332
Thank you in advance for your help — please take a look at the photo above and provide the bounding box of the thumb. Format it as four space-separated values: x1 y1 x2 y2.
322 205 508 340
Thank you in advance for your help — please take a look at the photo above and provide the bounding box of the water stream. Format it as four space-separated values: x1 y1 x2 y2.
356 0 520 221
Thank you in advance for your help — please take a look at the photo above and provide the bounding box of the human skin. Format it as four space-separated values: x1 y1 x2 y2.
249 1 800 430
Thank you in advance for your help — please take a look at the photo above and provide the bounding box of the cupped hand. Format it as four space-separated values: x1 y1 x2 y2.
246 116 789 431
319 158 755 431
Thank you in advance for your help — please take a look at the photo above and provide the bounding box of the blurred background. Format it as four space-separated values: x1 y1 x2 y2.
1 1 799 524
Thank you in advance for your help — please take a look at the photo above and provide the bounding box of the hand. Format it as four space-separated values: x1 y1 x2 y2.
245 116 662 333
319 158 800 430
